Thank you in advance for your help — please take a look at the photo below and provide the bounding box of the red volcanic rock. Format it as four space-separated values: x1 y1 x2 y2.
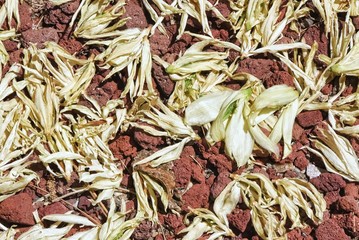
344 183 359 199
315 219 350 240
296 111 323 128
0 193 35 225
21 28 59 48
38 202 68 218
337 196 359 214
227 208 251 233
310 173 346 193
133 128 165 150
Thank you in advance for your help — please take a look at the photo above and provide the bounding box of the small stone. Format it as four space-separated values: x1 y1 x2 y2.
132 220 154 240
292 123 305 141
38 202 68 218
287 228 313 240
133 128 164 150
296 110 323 128
310 173 346 193
78 196 92 211
324 191 340 207
21 28 59 48
294 155 309 171
58 38 82 54
60 0 80 14
315 219 350 240
210 171 231 199
337 196 359 214
227 208 251 232
332 213 359 238
353 16 359 30
181 182 210 211
164 214 185 234
123 0 148 29
0 193 35 225
3 40 18 52
306 163 321 179
19 2 34 32
344 183 359 199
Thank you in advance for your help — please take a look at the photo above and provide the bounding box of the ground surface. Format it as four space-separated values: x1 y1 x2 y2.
0 0 358 239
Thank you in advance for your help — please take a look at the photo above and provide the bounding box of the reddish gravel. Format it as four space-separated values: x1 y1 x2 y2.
292 123 305 141
163 213 185 234
198 142 236 173
78 196 92 211
21 28 59 48
149 29 172 56
337 196 359 214
9 49 23 64
181 181 210 211
344 183 359 199
210 171 232 199
302 25 329 57
133 128 165 150
237 58 295 88
18 2 34 32
353 16 359 30
287 227 313 240
152 63 175 97
315 219 350 240
350 137 359 156
3 40 18 52
324 190 340 207
0 193 35 226
0 1 358 239
38 202 69 219
123 0 148 29
58 37 83 54
227 208 251 233
174 146 206 187
132 220 157 240
293 154 310 171
60 0 80 15
310 173 346 193
296 110 324 128
109 135 138 166
332 214 359 238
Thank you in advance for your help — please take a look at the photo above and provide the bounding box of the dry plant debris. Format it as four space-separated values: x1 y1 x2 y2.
0 0 358 239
